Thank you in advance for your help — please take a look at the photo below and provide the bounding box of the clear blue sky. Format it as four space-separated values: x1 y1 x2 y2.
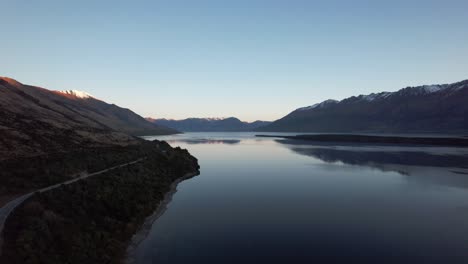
2 0 468 121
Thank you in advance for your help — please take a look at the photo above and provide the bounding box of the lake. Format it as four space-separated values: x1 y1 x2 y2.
132 132 468 263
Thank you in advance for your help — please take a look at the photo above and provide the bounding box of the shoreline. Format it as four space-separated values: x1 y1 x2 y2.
125 171 199 264
1 140 200 263
256 134 468 147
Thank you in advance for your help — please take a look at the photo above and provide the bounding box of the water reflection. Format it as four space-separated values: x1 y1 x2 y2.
133 133 468 264
277 141 468 169
166 139 241 145
276 139 468 189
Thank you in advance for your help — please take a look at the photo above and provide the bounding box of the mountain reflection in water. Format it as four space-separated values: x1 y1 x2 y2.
276 139 468 189
166 139 241 145
133 133 468 264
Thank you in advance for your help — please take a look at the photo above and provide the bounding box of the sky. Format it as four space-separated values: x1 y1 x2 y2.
2 0 468 122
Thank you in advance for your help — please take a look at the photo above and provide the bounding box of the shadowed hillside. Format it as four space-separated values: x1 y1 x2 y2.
0 77 177 160
148 117 270 132
259 79 468 133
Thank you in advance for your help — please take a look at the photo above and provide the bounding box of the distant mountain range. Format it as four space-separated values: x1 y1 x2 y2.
258 79 468 134
0 77 177 159
147 117 271 132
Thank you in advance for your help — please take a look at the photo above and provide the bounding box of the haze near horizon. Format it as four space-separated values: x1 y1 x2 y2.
2 0 468 121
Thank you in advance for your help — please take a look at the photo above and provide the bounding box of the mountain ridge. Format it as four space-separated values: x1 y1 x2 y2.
56 89 94 99
147 117 271 132
259 79 468 133
0 77 178 159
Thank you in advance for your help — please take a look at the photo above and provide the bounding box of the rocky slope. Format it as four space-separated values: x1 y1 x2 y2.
148 117 271 132
0 77 177 160
259 79 468 133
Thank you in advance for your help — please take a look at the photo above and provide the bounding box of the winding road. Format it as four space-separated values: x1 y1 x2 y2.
0 158 145 253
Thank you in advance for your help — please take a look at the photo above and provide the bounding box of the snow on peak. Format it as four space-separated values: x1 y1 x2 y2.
421 85 447 93
58 90 93 99
358 92 392 102
297 99 338 111
400 84 449 95
361 93 378 101
453 83 468 91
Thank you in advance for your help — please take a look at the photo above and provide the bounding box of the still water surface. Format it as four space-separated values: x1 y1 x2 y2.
134 132 468 263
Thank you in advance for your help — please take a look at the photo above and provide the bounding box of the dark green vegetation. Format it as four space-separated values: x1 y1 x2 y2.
0 75 181 204
0 144 150 199
0 77 197 263
256 134 468 147
1 140 199 264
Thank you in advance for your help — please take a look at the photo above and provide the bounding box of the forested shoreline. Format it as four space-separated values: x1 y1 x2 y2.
1 140 199 264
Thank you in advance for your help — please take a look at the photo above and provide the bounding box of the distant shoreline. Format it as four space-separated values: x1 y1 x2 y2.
256 134 468 147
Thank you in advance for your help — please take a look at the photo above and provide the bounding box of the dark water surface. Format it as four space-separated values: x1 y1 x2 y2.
134 133 468 263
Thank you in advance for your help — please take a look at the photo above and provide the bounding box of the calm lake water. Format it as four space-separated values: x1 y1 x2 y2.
134 132 468 263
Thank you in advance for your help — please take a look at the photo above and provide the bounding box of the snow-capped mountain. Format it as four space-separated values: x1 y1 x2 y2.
297 99 339 111
57 90 94 99
296 83 457 112
259 79 468 133
0 77 178 159
147 117 271 132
